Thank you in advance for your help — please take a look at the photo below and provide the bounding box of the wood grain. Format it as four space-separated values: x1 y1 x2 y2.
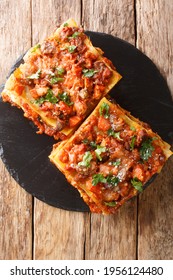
32 0 84 260
136 0 173 259
0 0 32 260
82 0 135 44
34 201 86 259
82 0 137 260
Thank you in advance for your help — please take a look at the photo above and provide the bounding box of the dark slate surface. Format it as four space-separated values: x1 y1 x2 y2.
0 31 173 212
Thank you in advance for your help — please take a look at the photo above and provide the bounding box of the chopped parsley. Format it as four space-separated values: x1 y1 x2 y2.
58 92 73 106
82 139 89 144
31 44 41 53
82 139 97 149
131 177 143 192
68 45 77 53
109 159 121 166
106 175 119 186
130 125 136 131
99 102 110 118
140 137 154 161
28 69 41 79
107 129 122 140
104 201 117 207
92 174 119 187
78 151 93 168
56 67 65 75
50 77 64 84
63 22 68 27
82 68 98 78
71 31 80 38
90 141 97 149
95 146 107 161
130 135 136 150
92 174 106 186
35 89 58 105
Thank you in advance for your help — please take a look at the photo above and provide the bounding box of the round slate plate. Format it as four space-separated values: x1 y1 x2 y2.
0 31 173 212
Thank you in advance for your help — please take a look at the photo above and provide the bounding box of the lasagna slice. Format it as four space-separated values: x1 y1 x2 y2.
1 18 121 140
49 97 172 214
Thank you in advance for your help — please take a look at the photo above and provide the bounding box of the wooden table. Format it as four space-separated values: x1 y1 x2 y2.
0 0 173 260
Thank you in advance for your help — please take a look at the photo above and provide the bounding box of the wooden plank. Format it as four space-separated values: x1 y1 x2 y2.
83 0 137 260
34 201 86 259
136 0 173 259
32 0 85 260
82 0 135 44
0 0 32 259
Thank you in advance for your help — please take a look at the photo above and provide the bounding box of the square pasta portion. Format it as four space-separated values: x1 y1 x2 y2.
1 18 121 140
49 97 172 214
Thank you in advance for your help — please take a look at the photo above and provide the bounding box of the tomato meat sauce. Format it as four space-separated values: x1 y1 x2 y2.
14 25 114 139
58 100 167 214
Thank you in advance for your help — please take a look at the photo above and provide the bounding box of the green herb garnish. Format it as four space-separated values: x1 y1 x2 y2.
50 77 64 84
95 146 107 161
92 174 119 187
109 159 121 166
106 175 119 186
92 174 106 186
63 22 68 27
130 125 136 131
35 89 58 105
131 177 143 192
58 92 73 105
71 31 80 38
82 139 97 149
107 129 122 140
28 69 41 80
82 68 98 78
68 45 77 53
130 135 136 150
140 137 154 161
78 151 93 168
56 67 65 75
104 201 117 207
31 44 41 53
99 102 110 118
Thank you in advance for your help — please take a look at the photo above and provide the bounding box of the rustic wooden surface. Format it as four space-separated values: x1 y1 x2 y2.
0 0 173 260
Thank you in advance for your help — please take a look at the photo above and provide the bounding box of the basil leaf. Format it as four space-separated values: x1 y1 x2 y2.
99 102 110 118
131 177 143 192
63 22 68 27
82 68 98 78
95 146 107 161
31 44 41 53
130 135 136 150
78 151 93 168
68 45 77 53
35 89 58 105
140 138 154 161
104 201 117 207
50 77 64 84
92 174 106 186
58 92 73 106
28 69 41 79
107 129 122 140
